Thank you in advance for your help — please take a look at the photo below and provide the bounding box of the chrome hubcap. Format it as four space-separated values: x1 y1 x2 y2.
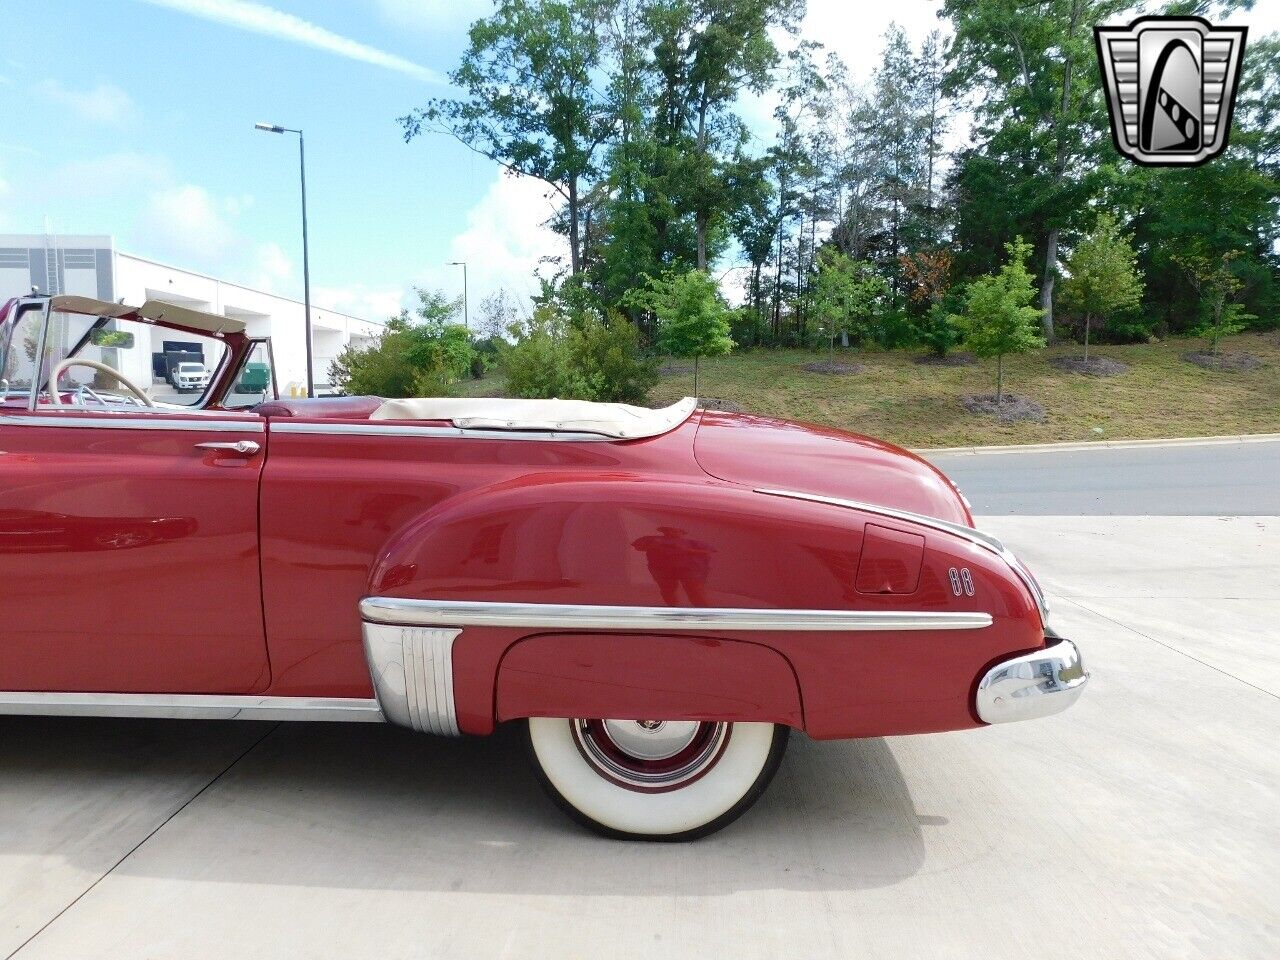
600 719 701 761
573 718 731 792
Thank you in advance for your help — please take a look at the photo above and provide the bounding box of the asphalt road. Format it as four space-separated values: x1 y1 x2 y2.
925 438 1280 515
2 513 1277 959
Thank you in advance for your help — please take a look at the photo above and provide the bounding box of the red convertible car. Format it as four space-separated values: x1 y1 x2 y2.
0 294 1086 839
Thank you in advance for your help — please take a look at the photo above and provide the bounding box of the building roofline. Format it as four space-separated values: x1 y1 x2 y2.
116 250 385 327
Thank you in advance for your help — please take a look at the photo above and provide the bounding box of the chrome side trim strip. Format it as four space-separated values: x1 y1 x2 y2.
361 623 462 735
0 414 265 433
0 692 383 722
359 597 992 632
271 420 613 442
755 488 1050 618
756 487 1006 552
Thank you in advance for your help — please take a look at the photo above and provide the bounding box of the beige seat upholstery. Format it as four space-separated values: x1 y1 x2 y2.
370 396 698 440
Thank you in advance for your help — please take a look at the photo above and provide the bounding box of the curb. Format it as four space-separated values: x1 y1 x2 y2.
914 433 1280 456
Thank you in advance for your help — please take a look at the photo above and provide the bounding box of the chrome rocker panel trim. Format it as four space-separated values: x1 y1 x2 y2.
756 488 1050 619
0 692 382 722
975 638 1088 724
359 597 994 632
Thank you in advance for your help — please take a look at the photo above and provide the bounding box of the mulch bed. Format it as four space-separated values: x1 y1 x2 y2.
696 397 745 413
962 393 1047 424
802 361 864 375
659 362 694 376
1049 356 1130 376
913 352 975 367
1181 351 1265 372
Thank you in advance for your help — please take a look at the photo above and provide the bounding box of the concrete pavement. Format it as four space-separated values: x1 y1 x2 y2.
2 514 1277 959
926 437 1280 515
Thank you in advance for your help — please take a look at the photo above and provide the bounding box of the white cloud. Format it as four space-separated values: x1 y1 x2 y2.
249 240 292 291
415 171 566 324
137 0 443 83
36 80 134 125
136 184 240 263
45 152 171 199
314 284 403 322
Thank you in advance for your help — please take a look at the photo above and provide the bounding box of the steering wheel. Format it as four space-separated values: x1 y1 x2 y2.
48 358 155 408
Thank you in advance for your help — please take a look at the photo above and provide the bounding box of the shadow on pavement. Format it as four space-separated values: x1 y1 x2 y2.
0 716 930 895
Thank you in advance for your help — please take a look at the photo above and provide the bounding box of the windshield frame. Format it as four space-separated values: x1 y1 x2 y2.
3 296 259 413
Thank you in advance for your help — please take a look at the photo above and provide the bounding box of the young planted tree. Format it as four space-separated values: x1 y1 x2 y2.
1174 250 1256 355
1061 213 1143 362
629 269 734 395
956 238 1046 405
811 248 889 362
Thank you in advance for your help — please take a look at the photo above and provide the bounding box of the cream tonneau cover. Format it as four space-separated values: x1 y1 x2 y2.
371 396 698 439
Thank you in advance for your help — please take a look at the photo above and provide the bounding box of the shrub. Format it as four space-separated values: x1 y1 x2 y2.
913 301 965 357
501 305 658 404
329 288 476 398
1174 249 1258 354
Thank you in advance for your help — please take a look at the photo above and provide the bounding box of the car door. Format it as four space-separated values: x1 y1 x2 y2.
0 408 271 693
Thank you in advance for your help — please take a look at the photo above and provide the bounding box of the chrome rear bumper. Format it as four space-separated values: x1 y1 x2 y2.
975 638 1088 724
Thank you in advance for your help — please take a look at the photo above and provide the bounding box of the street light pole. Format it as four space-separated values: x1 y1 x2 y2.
256 122 314 397
448 260 469 329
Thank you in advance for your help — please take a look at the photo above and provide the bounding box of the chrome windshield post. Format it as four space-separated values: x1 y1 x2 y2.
20 297 52 412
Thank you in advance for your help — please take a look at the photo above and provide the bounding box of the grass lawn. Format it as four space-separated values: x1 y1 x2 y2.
464 332 1280 448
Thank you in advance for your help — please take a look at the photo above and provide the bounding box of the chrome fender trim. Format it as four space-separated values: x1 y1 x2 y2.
0 692 382 722
359 597 993 632
361 622 463 736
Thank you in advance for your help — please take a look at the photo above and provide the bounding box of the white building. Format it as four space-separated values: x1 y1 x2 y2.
0 234 383 395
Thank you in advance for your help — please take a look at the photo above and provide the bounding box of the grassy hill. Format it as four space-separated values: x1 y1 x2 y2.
464 332 1280 448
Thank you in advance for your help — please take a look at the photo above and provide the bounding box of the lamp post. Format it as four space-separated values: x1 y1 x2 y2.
255 121 314 396
447 260 469 329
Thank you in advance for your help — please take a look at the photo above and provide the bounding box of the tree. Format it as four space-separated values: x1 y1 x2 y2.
501 301 658 402
475 289 525 341
629 268 734 394
401 0 612 275
1060 213 1143 362
944 0 1127 338
811 248 889 361
867 25 926 287
330 289 475 398
642 0 803 271
901 249 961 358
1174 250 1256 355
956 238 1046 404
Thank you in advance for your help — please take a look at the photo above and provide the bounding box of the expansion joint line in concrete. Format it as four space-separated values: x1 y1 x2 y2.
3 722 283 960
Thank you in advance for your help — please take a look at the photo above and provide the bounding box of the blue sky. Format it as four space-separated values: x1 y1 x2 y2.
1 1 1273 321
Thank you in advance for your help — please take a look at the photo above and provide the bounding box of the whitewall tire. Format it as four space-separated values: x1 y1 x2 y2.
526 717 788 840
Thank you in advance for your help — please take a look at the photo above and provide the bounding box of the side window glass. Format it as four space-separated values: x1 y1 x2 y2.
223 342 276 409
1 306 45 401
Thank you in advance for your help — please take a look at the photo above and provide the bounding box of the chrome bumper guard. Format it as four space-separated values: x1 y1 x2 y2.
975 638 1088 724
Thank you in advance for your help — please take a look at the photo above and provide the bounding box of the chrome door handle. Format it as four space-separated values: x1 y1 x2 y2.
194 440 260 455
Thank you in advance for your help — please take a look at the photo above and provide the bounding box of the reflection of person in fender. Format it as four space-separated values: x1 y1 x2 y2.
631 526 715 607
